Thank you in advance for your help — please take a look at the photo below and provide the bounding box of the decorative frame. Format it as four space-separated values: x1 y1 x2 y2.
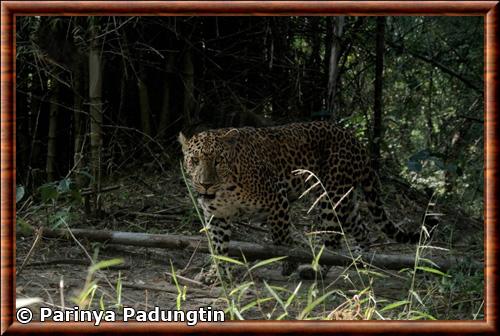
1 1 497 334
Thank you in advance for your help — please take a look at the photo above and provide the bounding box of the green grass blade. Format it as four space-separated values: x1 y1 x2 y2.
409 290 423 306
409 310 437 320
380 300 410 312
88 258 124 274
285 282 302 310
418 258 439 268
229 281 254 297
240 297 273 313
298 290 335 320
249 256 288 271
312 244 325 271
213 255 245 265
263 281 286 313
416 266 451 277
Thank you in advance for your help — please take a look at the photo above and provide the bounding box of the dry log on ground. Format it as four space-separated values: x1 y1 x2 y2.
121 282 221 298
37 227 482 272
81 184 122 196
26 258 130 269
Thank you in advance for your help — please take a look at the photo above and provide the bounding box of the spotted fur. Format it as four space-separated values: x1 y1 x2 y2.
179 121 420 279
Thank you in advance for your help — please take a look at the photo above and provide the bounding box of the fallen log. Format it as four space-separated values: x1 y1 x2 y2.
81 184 122 196
36 227 482 272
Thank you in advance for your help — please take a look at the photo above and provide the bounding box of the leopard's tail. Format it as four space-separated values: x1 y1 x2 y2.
361 169 421 244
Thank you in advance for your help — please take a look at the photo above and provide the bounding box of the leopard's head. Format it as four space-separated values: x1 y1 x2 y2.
179 130 236 198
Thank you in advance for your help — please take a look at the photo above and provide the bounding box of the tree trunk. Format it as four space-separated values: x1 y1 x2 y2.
269 18 289 118
372 16 385 173
117 71 127 125
26 92 43 191
426 68 435 148
72 61 85 178
137 56 152 140
45 84 59 181
302 17 322 115
88 18 103 213
158 53 176 136
182 48 195 126
444 121 471 192
326 16 345 120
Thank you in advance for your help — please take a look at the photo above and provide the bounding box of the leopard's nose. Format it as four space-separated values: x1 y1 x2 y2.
200 182 213 190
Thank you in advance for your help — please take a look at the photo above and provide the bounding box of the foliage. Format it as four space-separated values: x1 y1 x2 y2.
15 16 483 217
38 178 83 205
15 15 484 321
174 166 481 320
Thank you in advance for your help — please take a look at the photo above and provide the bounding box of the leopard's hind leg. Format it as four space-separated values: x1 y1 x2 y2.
299 177 369 280
361 168 420 244
266 188 299 276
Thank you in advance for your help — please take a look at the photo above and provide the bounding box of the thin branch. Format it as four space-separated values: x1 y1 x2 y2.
387 41 483 94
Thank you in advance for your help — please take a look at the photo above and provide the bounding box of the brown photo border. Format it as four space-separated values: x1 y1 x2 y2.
1 1 497 334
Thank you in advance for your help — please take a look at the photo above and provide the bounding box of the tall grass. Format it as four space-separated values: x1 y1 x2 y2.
179 163 457 320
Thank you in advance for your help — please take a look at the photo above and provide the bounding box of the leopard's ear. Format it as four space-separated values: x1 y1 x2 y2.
220 129 239 147
178 132 188 151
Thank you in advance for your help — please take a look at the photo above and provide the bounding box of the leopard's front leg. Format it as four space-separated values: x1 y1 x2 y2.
198 217 233 284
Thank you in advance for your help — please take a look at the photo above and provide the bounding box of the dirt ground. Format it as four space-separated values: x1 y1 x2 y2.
16 165 485 320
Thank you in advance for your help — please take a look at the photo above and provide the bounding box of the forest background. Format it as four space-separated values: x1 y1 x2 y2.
14 16 484 320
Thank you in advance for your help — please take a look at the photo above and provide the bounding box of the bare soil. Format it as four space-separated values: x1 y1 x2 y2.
16 165 484 320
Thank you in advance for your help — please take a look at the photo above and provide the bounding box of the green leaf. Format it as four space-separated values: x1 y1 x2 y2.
284 282 302 309
58 178 71 193
213 255 244 266
249 256 287 272
16 217 33 236
409 290 423 305
407 160 422 172
431 157 445 170
50 210 70 229
39 183 58 203
88 258 124 274
358 269 387 278
16 185 25 203
380 300 410 312
276 312 288 320
416 266 451 277
445 163 458 173
99 294 105 311
240 297 273 313
307 283 317 306
78 170 95 184
298 290 335 320
230 305 245 320
410 149 431 161
263 281 286 313
312 244 325 271
76 281 98 306
229 281 254 297
409 310 436 320
418 257 439 268
70 189 83 204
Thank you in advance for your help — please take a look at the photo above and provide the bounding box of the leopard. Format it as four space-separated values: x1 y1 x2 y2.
179 121 421 282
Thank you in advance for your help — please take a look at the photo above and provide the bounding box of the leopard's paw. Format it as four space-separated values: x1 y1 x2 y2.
297 264 330 280
281 260 299 276
194 265 220 285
